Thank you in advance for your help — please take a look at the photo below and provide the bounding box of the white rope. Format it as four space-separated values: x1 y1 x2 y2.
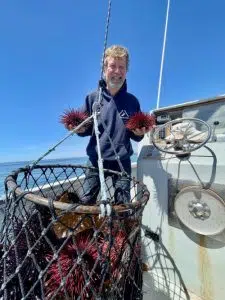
156 0 171 109
92 95 111 218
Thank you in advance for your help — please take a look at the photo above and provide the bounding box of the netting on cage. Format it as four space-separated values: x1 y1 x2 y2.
1 164 149 300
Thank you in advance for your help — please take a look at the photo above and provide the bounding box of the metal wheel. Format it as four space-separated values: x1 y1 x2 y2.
152 117 211 155
174 186 225 235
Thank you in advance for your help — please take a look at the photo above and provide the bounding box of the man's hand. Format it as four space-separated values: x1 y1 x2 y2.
132 127 148 136
132 125 156 136
68 124 87 134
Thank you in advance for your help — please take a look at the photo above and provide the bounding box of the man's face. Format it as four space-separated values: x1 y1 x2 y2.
104 56 127 91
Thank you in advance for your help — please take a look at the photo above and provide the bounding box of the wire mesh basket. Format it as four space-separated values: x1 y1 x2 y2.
1 164 149 300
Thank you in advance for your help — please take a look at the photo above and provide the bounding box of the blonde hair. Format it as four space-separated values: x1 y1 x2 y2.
104 45 130 70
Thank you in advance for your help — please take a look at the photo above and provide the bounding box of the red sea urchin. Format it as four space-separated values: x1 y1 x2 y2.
60 108 90 130
126 112 155 131
101 230 127 272
45 229 101 299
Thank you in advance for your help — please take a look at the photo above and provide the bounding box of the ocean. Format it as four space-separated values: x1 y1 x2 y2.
0 155 137 200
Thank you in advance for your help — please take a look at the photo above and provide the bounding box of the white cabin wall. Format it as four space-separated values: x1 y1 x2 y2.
137 140 225 300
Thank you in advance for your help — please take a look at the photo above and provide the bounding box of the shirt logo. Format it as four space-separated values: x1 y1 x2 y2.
119 110 129 120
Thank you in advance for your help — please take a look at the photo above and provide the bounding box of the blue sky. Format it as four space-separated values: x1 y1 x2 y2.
1 0 225 163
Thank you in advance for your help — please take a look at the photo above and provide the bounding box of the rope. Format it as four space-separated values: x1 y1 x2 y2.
94 0 112 217
156 0 171 109
26 0 117 218
100 0 112 80
96 84 126 175
92 102 111 217
29 115 93 169
99 114 126 174
26 0 120 217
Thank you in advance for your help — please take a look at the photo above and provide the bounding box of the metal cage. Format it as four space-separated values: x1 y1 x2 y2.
1 164 149 300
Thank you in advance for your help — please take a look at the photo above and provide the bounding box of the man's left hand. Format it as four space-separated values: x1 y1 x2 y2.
132 127 148 136
132 126 156 136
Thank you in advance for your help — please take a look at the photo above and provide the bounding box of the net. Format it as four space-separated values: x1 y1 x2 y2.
1 164 149 300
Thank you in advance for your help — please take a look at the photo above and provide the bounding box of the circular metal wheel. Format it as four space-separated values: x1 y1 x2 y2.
152 117 211 155
174 186 225 236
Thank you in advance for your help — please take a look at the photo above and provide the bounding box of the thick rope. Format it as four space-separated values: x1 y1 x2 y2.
92 102 111 217
94 0 113 217
156 0 171 109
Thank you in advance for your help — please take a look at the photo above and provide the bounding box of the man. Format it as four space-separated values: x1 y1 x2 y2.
73 45 150 204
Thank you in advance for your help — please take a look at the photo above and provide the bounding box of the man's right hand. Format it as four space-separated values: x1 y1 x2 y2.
68 124 87 134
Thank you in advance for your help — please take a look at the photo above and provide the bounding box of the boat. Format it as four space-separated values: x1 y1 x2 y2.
138 94 225 300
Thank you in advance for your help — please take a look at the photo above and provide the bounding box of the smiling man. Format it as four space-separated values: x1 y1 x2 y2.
75 45 150 204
